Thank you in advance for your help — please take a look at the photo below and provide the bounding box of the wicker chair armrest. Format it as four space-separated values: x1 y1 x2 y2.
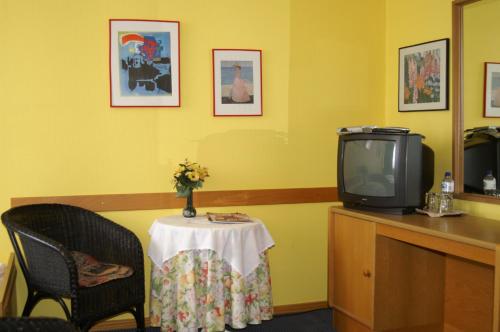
12 228 78 295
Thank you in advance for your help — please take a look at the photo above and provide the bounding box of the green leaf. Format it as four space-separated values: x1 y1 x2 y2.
176 185 191 197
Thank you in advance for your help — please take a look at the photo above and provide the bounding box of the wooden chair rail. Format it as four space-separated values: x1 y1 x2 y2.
11 187 338 212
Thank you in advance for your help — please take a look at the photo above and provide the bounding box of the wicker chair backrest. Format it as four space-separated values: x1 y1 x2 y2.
4 204 86 247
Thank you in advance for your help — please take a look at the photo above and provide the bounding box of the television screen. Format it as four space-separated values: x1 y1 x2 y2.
343 140 396 197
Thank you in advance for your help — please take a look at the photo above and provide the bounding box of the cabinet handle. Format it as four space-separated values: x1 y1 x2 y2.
362 269 371 278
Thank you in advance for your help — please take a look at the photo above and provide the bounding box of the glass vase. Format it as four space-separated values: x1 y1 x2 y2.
183 188 196 218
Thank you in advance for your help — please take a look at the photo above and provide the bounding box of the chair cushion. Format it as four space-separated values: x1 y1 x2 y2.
71 251 134 287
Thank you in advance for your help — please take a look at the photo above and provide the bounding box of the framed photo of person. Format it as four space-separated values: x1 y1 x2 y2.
109 19 180 107
398 38 449 112
484 62 500 117
212 49 262 116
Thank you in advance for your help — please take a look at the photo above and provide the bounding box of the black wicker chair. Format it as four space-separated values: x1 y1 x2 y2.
1 204 145 331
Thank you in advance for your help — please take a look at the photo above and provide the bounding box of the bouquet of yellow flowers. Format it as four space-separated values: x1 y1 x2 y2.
173 159 209 197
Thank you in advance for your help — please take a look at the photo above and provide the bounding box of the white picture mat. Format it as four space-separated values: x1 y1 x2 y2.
213 50 262 116
398 39 448 111
485 63 500 117
110 20 180 107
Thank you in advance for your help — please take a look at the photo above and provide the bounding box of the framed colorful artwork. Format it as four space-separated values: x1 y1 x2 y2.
212 49 262 116
484 62 500 117
109 19 180 107
398 38 449 112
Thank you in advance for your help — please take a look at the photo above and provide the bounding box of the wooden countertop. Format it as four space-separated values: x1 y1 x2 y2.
331 206 500 251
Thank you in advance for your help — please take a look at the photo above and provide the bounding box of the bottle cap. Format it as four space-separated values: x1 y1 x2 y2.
486 170 493 175
445 171 451 177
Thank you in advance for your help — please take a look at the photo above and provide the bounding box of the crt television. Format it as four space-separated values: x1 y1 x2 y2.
337 132 434 214
464 127 500 194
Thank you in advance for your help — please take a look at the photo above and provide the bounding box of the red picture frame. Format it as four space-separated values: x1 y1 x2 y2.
109 19 181 107
212 49 263 116
484 62 500 117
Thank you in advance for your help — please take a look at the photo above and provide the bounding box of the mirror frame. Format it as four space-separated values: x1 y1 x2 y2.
452 0 500 204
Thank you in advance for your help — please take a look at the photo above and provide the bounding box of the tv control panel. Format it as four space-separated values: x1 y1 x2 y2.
372 127 410 134
337 126 411 135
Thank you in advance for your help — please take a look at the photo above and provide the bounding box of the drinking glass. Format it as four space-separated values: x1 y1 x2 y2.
438 193 453 213
425 192 439 212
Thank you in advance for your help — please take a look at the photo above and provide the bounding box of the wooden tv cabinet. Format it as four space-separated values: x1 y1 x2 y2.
328 206 500 332
0 253 17 317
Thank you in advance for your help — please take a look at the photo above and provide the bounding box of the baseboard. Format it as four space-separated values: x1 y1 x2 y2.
273 301 329 315
91 301 329 331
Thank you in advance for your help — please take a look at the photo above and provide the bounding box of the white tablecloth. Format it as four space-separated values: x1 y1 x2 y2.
148 215 275 277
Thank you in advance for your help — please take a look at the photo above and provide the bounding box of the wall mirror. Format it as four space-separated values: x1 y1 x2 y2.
453 0 500 204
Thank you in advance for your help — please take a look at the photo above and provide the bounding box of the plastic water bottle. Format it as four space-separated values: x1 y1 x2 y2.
483 170 497 196
440 171 454 194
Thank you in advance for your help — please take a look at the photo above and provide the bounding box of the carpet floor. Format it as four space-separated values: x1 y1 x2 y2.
110 309 335 332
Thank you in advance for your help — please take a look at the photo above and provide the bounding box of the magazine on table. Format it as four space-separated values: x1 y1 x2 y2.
207 212 252 223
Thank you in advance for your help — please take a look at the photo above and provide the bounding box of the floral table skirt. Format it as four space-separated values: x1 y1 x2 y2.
150 249 273 332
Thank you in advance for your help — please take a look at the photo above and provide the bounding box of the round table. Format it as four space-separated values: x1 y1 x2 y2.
148 215 275 332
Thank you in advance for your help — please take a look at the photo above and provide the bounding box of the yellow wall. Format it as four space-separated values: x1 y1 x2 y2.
0 0 386 318
385 0 500 219
5 0 500 322
464 0 500 129
385 0 452 189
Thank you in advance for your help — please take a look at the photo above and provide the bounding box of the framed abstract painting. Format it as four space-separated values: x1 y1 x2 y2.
109 19 180 107
484 62 500 117
212 49 262 116
398 38 449 112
